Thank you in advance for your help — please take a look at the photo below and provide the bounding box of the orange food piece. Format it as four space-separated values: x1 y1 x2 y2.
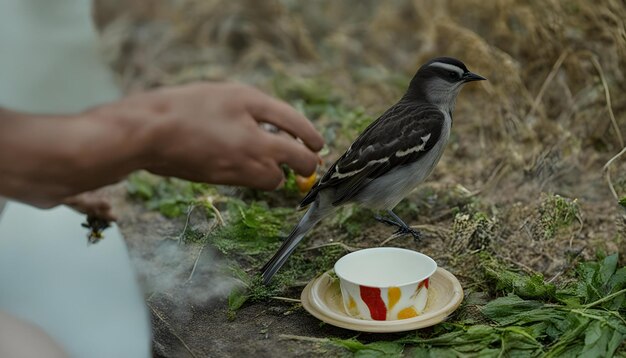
295 157 322 193
296 172 317 193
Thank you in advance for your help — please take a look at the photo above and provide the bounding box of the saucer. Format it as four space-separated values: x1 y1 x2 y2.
300 267 463 333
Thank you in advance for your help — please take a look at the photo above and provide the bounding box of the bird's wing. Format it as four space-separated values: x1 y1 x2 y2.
299 103 445 208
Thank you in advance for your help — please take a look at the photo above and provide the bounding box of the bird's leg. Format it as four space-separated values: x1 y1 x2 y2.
387 210 422 241
374 214 401 227
375 210 422 241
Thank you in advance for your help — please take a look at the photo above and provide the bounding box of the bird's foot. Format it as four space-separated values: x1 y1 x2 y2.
375 215 421 242
393 226 422 242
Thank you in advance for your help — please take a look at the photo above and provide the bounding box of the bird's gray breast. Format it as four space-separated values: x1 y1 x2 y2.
353 111 452 210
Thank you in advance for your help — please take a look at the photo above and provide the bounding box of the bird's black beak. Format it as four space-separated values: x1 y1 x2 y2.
463 72 487 82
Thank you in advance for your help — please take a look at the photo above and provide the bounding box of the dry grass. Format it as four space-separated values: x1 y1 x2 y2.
94 0 626 284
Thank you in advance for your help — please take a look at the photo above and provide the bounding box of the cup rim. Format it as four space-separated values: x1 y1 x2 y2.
334 247 437 287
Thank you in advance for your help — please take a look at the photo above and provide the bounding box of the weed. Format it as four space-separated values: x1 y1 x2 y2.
127 171 217 218
271 75 340 119
331 206 377 236
209 200 295 256
451 212 497 253
538 194 579 240
226 244 345 318
480 253 557 300
338 106 374 139
282 169 301 196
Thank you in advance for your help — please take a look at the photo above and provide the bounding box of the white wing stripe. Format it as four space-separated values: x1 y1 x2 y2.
395 133 432 157
332 132 432 178
331 158 388 179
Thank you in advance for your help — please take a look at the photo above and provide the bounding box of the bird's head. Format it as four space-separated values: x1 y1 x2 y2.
406 57 486 112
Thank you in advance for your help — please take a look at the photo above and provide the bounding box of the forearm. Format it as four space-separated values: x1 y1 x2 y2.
0 105 156 207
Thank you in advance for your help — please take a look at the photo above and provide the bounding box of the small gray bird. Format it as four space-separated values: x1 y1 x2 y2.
262 57 485 284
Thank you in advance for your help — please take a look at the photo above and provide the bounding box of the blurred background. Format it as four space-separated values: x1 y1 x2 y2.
90 0 625 356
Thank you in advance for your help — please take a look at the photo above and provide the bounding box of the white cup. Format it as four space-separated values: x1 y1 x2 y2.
334 247 437 321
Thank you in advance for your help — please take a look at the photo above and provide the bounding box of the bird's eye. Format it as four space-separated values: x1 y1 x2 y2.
448 71 458 79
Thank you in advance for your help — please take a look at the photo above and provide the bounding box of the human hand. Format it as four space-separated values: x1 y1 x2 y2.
63 190 117 222
0 82 323 210
116 82 324 190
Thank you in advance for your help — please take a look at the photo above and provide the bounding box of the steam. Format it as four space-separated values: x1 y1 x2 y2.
129 238 239 306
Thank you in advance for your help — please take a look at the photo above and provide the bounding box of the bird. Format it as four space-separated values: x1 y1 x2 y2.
261 57 486 284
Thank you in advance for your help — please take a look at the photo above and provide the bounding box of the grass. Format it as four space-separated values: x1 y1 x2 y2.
127 171 218 218
538 194 579 240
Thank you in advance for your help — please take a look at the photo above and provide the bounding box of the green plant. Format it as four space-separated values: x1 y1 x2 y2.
538 194 579 240
127 171 217 218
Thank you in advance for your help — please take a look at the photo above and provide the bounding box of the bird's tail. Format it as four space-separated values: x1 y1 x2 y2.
261 207 320 284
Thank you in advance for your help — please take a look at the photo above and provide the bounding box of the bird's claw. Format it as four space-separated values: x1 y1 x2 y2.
393 226 422 242
376 215 421 241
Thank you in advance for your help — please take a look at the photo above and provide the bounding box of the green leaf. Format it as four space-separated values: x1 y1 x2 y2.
500 327 544 357
127 174 154 200
543 317 588 358
609 268 626 291
481 295 544 324
282 169 300 195
619 197 626 208
227 286 249 318
481 254 557 300
331 338 403 357
606 328 626 357
156 199 188 218
607 268 626 310
600 254 619 286
410 347 432 358
331 338 367 351
581 311 626 357
400 324 500 352
580 320 610 357
566 254 626 310
355 342 403 358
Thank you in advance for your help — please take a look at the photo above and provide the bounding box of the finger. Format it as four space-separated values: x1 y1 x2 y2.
245 90 324 151
100 209 118 222
263 132 319 176
252 161 285 191
95 202 117 222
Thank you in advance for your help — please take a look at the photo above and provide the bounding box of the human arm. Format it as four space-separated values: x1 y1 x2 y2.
0 82 324 209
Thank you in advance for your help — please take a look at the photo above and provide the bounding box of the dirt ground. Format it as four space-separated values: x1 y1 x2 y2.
94 0 626 356
111 190 368 357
